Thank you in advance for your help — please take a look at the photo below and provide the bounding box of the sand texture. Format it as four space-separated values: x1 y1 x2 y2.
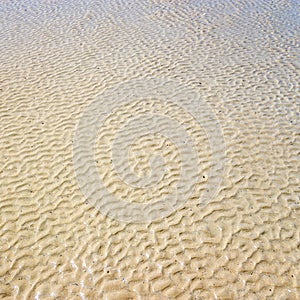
0 0 300 299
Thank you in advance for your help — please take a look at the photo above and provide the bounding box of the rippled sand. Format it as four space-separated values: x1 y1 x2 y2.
1 0 299 299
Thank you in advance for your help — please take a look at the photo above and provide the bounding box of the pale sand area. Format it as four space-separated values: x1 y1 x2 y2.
0 0 299 299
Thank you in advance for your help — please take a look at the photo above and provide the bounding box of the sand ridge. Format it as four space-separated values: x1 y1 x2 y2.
0 0 300 299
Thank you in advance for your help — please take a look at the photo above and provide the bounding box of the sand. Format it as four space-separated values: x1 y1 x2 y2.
0 0 299 299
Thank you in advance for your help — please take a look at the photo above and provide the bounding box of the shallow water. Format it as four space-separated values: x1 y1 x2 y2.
0 0 299 298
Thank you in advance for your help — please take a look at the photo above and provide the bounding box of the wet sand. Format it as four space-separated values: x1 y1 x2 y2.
0 0 299 299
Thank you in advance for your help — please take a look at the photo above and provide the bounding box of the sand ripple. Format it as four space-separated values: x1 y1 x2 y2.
0 0 299 299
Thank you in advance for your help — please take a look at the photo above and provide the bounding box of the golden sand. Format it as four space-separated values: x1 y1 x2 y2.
0 0 299 299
